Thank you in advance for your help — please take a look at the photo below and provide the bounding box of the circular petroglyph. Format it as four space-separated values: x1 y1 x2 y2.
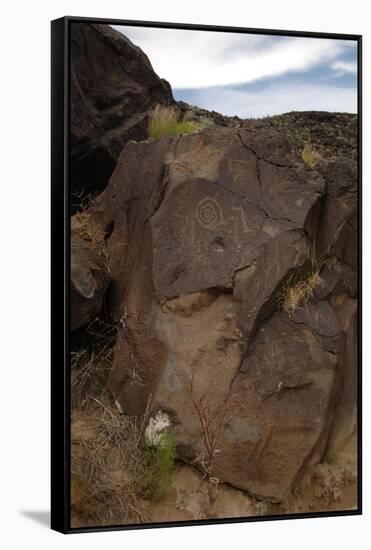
196 197 224 229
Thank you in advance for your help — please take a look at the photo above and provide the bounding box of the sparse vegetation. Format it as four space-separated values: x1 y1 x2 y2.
187 355 229 482
301 143 319 168
71 398 148 526
148 104 201 139
71 321 117 407
270 112 357 162
71 349 110 408
184 356 248 507
71 190 96 214
71 349 177 527
71 192 96 240
71 395 177 526
279 240 325 317
139 432 177 500
279 272 321 317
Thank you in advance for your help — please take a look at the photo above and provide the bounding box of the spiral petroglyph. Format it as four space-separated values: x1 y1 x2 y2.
196 197 224 229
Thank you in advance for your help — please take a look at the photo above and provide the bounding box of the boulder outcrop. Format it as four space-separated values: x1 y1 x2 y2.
70 23 173 195
71 118 357 501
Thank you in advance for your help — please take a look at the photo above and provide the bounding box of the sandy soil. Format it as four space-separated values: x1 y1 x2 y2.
71 406 357 529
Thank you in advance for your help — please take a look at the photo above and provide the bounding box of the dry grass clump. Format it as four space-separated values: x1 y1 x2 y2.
279 271 322 318
71 350 111 408
71 190 94 213
71 399 148 526
71 394 177 527
71 319 176 525
279 241 325 317
148 104 200 139
71 192 106 245
71 321 117 407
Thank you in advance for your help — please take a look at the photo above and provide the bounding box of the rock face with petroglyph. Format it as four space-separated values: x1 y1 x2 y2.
74 117 357 502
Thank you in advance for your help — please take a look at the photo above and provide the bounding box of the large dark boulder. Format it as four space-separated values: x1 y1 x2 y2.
77 121 358 501
70 23 173 195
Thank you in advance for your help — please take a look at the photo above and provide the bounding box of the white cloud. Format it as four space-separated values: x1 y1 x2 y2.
331 60 357 74
178 83 357 118
114 25 353 89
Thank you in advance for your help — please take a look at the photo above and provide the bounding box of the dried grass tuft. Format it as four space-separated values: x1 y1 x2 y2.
71 321 117 407
71 398 148 526
279 271 322 317
278 240 325 317
148 104 201 139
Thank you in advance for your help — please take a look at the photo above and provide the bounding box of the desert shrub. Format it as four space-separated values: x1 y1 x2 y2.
139 432 177 500
71 397 177 526
301 143 318 168
148 104 200 139
278 240 325 317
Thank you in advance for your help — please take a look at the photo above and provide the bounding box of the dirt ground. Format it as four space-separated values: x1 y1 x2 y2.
70 405 357 529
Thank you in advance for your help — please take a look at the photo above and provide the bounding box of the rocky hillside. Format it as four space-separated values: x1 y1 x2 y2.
70 23 358 523
269 111 358 160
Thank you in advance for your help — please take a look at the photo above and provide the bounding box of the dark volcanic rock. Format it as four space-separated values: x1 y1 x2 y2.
176 100 241 127
269 111 357 160
221 306 340 501
77 121 358 501
68 13 358 507
70 23 173 195
327 296 357 466
70 214 110 331
316 158 357 257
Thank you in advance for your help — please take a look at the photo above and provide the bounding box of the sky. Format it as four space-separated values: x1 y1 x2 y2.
113 25 358 118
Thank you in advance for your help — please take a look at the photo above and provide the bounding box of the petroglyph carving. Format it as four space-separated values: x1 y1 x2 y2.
195 197 253 236
231 206 253 234
196 197 225 230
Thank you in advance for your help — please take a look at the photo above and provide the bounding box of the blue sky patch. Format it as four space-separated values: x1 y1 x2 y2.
115 26 357 117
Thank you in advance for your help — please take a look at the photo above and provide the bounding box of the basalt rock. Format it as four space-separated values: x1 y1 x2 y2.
70 213 110 332
70 23 173 196
78 120 358 501
326 296 358 470
269 111 357 161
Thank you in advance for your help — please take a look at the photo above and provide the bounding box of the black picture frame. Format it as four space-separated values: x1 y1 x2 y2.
51 16 362 534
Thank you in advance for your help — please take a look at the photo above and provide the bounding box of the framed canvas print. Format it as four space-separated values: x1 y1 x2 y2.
51 16 362 533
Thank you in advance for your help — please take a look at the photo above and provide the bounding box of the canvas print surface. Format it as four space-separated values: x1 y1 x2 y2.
69 22 359 528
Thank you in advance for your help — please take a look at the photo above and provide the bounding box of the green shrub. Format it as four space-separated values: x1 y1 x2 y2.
148 104 200 139
138 432 177 500
172 120 200 135
301 143 316 168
